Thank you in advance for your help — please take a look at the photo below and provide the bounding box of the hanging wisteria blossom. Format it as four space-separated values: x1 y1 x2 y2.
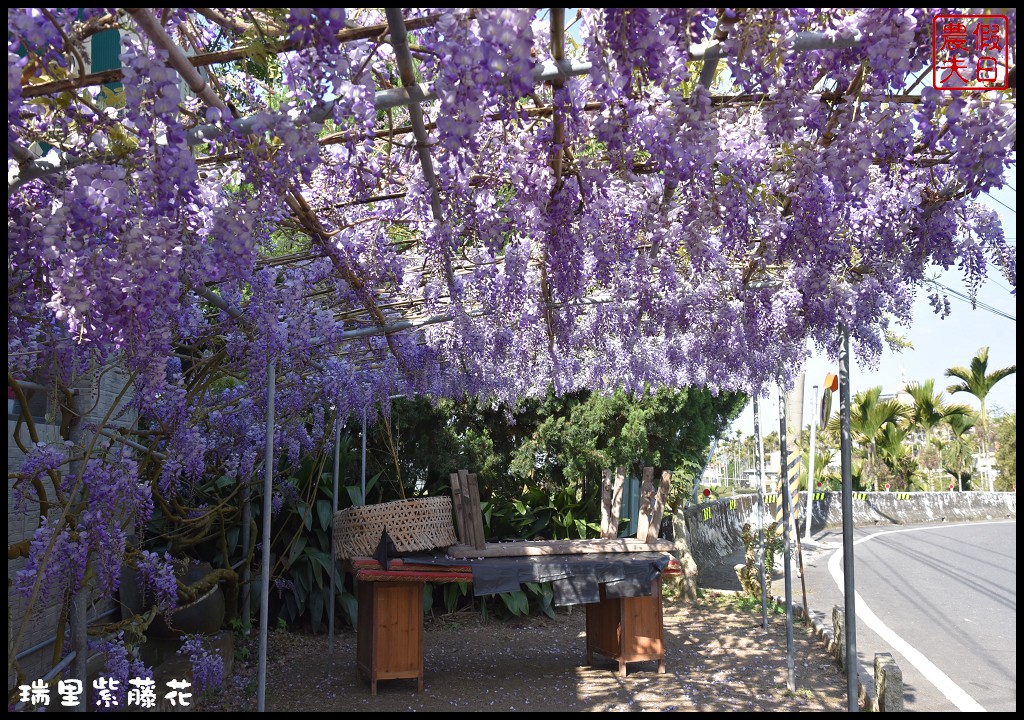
6 5 1016 694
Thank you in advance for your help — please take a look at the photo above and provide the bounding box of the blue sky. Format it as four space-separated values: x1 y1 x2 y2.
732 164 1017 437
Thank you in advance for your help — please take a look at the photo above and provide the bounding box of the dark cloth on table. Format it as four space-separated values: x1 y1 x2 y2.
398 551 671 606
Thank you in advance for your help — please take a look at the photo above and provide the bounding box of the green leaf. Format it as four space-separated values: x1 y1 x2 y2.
316 499 333 531
311 548 343 593
297 562 312 596
575 518 593 539
226 526 240 558
214 475 234 490
307 549 323 589
498 590 529 616
534 582 556 619
515 591 529 615
443 581 469 613
338 590 358 627
287 535 308 568
309 589 324 632
345 485 362 506
423 583 434 614
283 593 298 623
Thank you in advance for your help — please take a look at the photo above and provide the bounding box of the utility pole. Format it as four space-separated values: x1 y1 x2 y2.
838 324 860 711
804 384 819 543
777 369 796 692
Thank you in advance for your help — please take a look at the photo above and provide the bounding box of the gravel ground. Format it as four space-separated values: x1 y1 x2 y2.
196 590 850 712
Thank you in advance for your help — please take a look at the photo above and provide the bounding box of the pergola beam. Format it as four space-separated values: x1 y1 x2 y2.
385 8 444 224
10 17 870 194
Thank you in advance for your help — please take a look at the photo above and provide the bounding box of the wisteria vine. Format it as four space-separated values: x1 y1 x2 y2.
7 6 1016 692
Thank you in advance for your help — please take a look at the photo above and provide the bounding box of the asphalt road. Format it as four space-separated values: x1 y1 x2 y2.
788 520 1016 713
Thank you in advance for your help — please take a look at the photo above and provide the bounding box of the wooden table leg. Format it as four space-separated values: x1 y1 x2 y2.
356 580 425 694
585 579 666 676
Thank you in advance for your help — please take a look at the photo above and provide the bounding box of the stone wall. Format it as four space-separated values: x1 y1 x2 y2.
676 490 1017 577
672 490 1016 712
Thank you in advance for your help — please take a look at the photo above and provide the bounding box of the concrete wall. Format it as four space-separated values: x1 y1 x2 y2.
677 491 1018 575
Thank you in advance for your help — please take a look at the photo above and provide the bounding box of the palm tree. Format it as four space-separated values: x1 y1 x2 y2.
946 347 1016 491
876 422 918 490
832 386 911 491
905 379 973 443
904 379 972 489
940 413 978 492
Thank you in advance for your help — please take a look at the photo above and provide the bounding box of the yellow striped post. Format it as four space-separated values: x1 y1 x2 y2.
775 448 803 525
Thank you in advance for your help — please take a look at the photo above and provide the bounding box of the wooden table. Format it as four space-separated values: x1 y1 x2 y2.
349 555 676 693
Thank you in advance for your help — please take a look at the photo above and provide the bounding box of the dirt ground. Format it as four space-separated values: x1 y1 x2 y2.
196 590 850 713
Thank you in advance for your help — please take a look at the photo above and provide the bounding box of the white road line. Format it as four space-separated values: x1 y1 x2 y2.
826 521 1015 713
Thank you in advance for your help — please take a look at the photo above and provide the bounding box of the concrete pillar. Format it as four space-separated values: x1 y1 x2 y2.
832 604 846 668
874 652 904 712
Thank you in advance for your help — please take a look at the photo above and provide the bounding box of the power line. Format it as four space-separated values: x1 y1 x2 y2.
946 292 1015 321
927 280 1016 322
986 277 1016 295
984 192 1016 215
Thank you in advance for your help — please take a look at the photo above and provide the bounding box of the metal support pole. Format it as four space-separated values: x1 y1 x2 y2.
385 8 446 225
257 360 275 713
328 418 341 655
693 437 718 504
241 477 251 634
360 410 367 506
777 370 796 692
68 591 88 713
838 324 860 711
804 384 819 542
753 395 768 630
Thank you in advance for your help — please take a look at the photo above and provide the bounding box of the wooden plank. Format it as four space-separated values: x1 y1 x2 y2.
455 469 477 549
459 470 478 548
449 472 468 545
446 537 674 558
635 467 655 542
600 469 614 539
466 472 487 551
647 471 672 545
607 467 625 538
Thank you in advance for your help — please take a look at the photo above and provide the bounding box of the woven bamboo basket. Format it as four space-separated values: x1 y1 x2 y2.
332 496 458 559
